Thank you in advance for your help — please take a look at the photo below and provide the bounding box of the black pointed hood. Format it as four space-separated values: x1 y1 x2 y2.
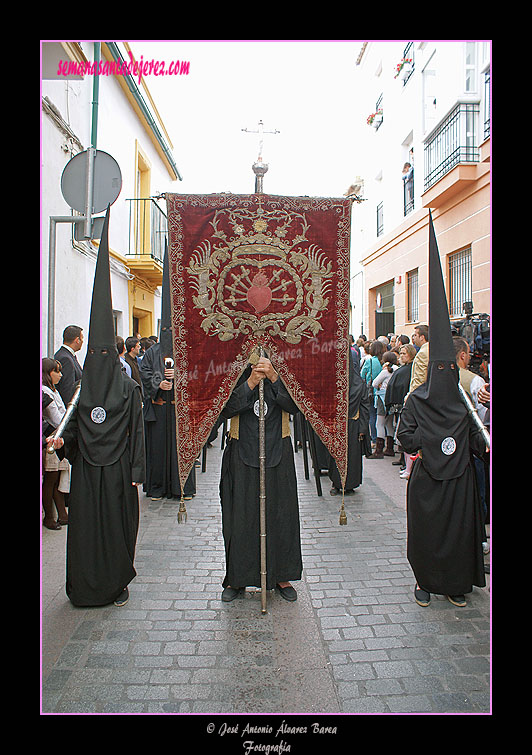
427 210 457 366
406 211 469 480
77 205 134 466
86 206 116 352
159 238 173 359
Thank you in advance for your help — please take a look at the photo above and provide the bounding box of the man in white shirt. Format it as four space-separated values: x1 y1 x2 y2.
116 336 132 377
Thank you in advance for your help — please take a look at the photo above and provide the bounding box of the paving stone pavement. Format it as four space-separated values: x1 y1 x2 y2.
41 430 491 719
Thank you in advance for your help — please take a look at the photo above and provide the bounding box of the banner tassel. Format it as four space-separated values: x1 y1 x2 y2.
178 494 187 523
339 485 347 525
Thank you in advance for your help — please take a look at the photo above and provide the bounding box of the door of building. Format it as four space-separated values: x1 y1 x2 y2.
375 311 395 337
374 281 395 337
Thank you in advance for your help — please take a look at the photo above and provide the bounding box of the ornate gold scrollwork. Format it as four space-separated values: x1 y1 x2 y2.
186 206 334 344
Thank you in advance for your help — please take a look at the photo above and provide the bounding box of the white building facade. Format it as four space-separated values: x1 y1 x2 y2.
349 40 491 339
41 41 182 362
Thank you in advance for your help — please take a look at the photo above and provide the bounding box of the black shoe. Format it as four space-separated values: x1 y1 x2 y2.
414 585 430 606
114 588 129 607
447 594 466 607
276 583 297 601
329 487 340 496
221 586 244 602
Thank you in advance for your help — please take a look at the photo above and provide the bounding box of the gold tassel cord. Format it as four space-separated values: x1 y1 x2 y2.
178 494 187 523
339 486 347 526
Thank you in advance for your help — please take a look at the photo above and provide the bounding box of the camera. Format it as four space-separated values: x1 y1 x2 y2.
451 307 490 377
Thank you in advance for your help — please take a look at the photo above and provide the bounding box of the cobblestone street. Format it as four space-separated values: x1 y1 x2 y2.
42 431 491 723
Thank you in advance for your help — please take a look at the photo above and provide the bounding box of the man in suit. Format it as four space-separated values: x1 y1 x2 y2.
54 325 84 404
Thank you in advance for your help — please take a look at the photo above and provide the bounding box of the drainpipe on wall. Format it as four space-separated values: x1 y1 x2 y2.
83 42 100 240
91 42 100 149
104 42 182 181
47 42 101 356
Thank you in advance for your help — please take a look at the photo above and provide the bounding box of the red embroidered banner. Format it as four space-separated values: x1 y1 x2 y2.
166 193 351 491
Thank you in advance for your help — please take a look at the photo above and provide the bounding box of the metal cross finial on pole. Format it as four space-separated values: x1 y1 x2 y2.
242 120 280 194
242 119 280 162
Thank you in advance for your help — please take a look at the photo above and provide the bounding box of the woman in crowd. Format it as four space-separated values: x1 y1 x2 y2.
368 351 399 458
385 343 417 473
361 340 385 445
42 357 70 529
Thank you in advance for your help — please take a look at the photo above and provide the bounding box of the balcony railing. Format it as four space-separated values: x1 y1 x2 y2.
126 198 167 264
403 167 414 216
376 202 384 237
424 102 480 191
401 41 414 86
375 93 383 131
484 70 490 140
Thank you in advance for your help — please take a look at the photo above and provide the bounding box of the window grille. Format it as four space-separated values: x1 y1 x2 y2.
407 268 419 322
448 247 472 317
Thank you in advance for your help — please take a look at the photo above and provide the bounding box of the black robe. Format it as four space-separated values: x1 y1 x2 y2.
397 399 486 596
219 369 302 590
61 375 145 607
139 343 196 499
310 428 331 472
328 357 371 492
384 362 413 411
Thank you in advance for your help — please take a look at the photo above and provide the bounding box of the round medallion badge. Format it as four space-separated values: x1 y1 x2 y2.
441 436 456 455
91 406 107 424
254 399 268 417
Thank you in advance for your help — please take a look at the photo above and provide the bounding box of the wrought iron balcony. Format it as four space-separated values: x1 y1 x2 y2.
399 41 414 86
424 102 480 191
403 167 414 216
126 197 167 264
483 70 490 140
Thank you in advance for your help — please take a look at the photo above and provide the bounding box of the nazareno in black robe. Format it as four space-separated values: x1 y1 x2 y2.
219 367 302 590
139 343 196 499
59 206 145 607
396 211 487 598
397 396 486 596
397 210 486 596
329 349 372 492
61 375 145 606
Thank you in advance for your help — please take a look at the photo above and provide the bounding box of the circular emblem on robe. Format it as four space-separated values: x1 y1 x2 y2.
441 436 456 455
254 399 268 417
90 406 107 424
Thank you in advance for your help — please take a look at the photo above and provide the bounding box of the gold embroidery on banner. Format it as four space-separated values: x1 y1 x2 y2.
166 193 352 491
186 204 334 345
